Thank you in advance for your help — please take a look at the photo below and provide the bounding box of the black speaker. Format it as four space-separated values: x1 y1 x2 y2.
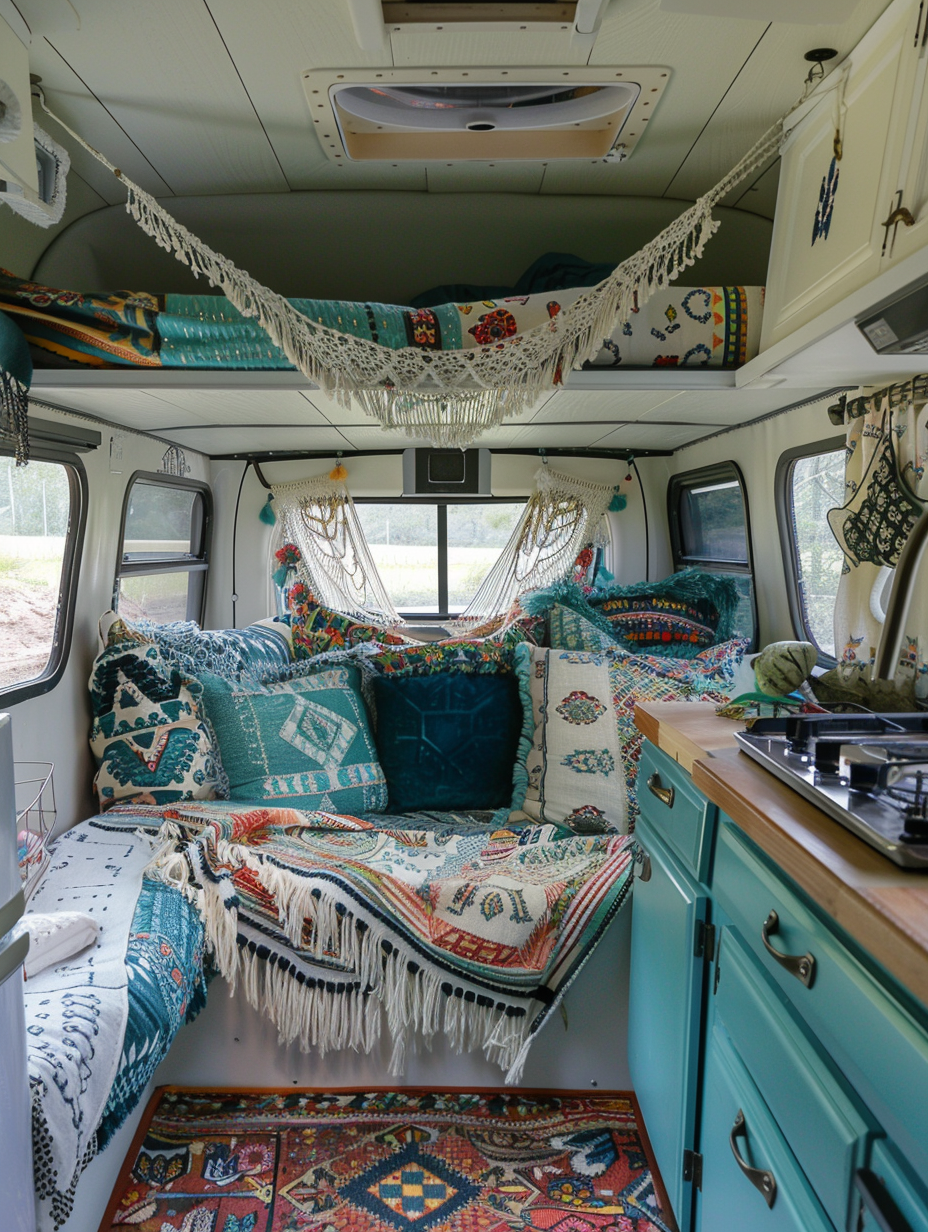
402 448 491 495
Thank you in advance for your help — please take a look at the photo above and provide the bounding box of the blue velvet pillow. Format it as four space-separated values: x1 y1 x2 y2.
371 673 523 811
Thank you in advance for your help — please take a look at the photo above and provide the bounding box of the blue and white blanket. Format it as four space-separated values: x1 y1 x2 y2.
24 822 153 1232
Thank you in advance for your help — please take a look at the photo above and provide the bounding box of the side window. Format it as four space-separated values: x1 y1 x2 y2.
777 440 846 661
115 473 211 624
354 500 524 618
0 449 86 702
668 462 757 649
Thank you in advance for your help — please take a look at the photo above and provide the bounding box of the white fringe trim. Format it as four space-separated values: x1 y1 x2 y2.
147 823 540 1081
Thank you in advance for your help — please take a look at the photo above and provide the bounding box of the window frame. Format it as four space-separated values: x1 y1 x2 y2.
113 471 212 625
353 495 525 621
667 460 758 650
775 435 846 667
0 444 88 707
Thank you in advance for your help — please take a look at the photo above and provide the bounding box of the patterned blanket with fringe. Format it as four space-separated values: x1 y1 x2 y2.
128 800 634 1084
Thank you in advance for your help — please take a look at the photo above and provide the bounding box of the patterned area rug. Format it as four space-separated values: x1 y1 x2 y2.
101 1088 674 1232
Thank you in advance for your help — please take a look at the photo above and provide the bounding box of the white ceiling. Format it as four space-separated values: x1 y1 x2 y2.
8 0 890 209
30 378 844 456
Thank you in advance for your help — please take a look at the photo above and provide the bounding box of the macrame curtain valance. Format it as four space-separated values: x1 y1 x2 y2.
32 88 787 451
272 473 402 625
454 466 617 630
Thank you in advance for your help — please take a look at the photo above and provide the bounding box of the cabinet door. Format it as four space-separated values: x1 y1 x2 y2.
628 819 708 1232
760 0 912 347
881 0 928 267
698 1022 836 1232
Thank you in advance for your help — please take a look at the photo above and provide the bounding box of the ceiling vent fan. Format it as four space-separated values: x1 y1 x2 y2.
346 1 612 52
302 66 668 163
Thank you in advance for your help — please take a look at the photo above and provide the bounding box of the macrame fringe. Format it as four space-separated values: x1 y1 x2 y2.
0 371 30 465
36 90 785 449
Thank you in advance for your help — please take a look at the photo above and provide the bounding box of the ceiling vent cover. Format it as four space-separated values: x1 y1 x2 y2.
303 66 668 162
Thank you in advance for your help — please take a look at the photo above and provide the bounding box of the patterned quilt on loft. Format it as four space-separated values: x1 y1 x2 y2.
0 267 762 372
126 799 635 1085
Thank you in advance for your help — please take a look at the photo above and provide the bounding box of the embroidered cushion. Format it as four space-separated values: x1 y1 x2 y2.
89 620 224 809
371 673 524 811
586 570 740 658
360 639 515 679
605 639 745 824
288 583 409 658
198 665 388 814
515 644 627 835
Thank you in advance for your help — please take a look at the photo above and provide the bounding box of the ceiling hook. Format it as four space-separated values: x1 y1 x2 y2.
540 449 549 466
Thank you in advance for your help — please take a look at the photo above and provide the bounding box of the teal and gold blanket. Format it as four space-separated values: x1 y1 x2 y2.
135 800 634 1084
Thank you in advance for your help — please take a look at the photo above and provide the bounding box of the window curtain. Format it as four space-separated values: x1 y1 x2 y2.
453 466 617 630
271 473 402 625
827 377 928 700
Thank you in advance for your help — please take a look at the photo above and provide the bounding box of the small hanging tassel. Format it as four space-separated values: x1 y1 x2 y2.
271 564 290 587
608 490 627 512
329 459 348 481
259 493 276 525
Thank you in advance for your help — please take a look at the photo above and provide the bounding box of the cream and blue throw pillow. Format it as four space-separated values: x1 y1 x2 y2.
515 643 627 835
89 620 223 808
198 665 387 814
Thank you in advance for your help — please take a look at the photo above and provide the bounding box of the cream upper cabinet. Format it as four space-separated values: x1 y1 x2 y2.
881 0 928 267
760 0 917 350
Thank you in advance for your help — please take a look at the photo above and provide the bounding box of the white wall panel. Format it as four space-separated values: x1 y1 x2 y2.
5 407 209 829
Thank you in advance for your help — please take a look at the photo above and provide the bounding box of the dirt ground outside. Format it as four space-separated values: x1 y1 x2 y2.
0 575 58 690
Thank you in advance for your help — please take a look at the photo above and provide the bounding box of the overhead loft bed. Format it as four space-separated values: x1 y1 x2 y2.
0 93 789 460
2 268 764 381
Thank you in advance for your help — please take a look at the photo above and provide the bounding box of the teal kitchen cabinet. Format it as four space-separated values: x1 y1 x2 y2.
628 743 718 1232
629 733 928 1232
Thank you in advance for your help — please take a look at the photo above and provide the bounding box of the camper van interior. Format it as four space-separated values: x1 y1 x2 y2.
2 1 928 1230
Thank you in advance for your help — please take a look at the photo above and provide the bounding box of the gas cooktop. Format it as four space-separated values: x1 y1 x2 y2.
735 713 928 869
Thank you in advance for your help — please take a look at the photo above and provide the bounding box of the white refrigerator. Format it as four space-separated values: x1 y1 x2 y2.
0 713 37 1232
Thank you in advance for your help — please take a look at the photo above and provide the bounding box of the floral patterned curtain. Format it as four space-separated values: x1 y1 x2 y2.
827 376 928 702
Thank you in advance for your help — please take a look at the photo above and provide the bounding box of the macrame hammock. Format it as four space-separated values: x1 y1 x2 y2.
456 465 617 629
27 88 787 453
271 472 402 624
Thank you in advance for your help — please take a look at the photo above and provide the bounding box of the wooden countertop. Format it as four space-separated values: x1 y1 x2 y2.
634 701 928 1011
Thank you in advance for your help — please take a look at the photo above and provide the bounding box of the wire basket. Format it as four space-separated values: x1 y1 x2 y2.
15 761 55 901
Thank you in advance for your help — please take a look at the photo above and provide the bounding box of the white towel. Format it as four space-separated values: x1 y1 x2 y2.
17 912 100 980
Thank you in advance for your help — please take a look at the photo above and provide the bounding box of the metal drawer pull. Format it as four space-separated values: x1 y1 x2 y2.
761 910 816 988
730 1110 776 1209
647 773 675 808
855 1169 914 1232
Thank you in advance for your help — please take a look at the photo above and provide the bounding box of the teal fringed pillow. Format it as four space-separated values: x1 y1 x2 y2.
370 673 524 811
547 603 614 653
198 664 387 814
586 569 740 658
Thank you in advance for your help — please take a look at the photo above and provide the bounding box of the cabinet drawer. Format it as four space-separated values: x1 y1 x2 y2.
698 1020 836 1232
713 818 928 1184
716 927 876 1230
636 743 714 881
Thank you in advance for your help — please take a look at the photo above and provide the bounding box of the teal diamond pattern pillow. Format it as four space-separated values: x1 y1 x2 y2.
199 665 387 814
